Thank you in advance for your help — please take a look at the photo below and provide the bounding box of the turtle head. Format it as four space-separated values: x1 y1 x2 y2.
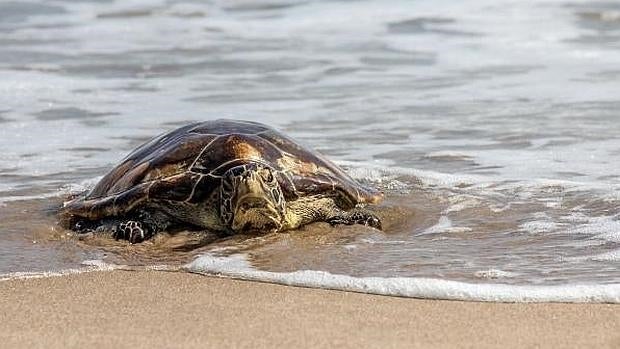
220 163 286 233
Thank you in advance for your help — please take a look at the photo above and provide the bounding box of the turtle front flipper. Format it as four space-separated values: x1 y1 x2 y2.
113 210 171 244
115 220 150 244
325 208 382 229
74 217 122 237
283 195 382 231
73 217 151 243
74 210 171 244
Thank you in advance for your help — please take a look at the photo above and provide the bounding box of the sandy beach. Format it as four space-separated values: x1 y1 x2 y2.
0 270 618 349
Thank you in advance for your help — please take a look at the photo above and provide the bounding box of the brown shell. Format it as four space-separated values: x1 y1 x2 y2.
61 119 383 221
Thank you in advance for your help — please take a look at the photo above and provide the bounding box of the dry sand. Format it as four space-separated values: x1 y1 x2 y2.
0 270 619 349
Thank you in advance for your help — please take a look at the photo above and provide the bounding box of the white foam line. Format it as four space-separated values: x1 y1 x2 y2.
0 176 101 204
338 160 620 193
186 254 620 303
339 160 484 188
563 249 620 262
0 261 120 282
0 192 64 204
0 261 180 282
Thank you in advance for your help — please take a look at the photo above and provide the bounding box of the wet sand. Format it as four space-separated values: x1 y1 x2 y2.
0 270 618 349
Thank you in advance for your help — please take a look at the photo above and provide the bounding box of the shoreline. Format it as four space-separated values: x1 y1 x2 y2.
1 270 618 348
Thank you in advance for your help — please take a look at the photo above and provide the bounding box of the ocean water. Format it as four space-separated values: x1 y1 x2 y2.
2 0 620 302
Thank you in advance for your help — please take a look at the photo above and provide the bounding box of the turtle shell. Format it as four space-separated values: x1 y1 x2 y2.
61 119 382 222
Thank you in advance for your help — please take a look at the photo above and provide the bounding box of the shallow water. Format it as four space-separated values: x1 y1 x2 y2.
1 0 620 299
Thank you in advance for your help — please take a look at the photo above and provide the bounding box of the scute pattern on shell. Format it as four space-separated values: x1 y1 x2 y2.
62 119 382 221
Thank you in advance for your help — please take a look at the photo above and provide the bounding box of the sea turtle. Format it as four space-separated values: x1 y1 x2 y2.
60 119 383 243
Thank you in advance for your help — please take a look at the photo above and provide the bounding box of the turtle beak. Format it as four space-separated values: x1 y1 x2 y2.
232 195 282 232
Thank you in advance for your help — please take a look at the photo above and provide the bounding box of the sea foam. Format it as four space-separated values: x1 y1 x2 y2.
0 260 177 282
0 260 119 282
186 254 620 303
